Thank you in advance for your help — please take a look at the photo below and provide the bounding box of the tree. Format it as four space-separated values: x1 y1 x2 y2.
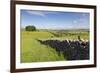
25 25 36 31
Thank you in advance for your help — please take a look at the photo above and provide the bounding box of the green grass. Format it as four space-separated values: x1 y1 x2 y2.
21 31 65 63
21 30 89 63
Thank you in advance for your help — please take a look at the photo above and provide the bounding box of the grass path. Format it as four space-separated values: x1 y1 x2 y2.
21 31 65 63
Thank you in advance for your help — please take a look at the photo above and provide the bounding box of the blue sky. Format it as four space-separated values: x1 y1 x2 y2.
21 10 90 30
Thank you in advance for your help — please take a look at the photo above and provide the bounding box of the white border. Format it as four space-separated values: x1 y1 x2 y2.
16 4 94 69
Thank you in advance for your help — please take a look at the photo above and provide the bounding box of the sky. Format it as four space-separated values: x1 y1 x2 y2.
20 9 90 30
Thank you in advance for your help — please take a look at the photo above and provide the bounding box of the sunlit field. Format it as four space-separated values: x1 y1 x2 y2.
21 30 89 63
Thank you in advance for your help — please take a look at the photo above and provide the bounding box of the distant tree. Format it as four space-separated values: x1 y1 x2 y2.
25 25 36 31
78 35 81 41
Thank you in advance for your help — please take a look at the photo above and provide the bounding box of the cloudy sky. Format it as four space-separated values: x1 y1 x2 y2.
20 10 90 30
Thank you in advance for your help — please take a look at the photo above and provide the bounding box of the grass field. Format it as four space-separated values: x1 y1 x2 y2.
21 30 89 63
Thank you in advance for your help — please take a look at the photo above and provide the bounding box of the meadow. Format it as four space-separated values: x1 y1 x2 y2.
21 29 89 63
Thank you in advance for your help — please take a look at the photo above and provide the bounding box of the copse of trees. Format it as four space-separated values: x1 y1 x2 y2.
25 25 36 31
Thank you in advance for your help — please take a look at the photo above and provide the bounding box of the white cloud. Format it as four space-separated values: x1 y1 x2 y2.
73 20 78 24
26 10 57 17
26 11 46 16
